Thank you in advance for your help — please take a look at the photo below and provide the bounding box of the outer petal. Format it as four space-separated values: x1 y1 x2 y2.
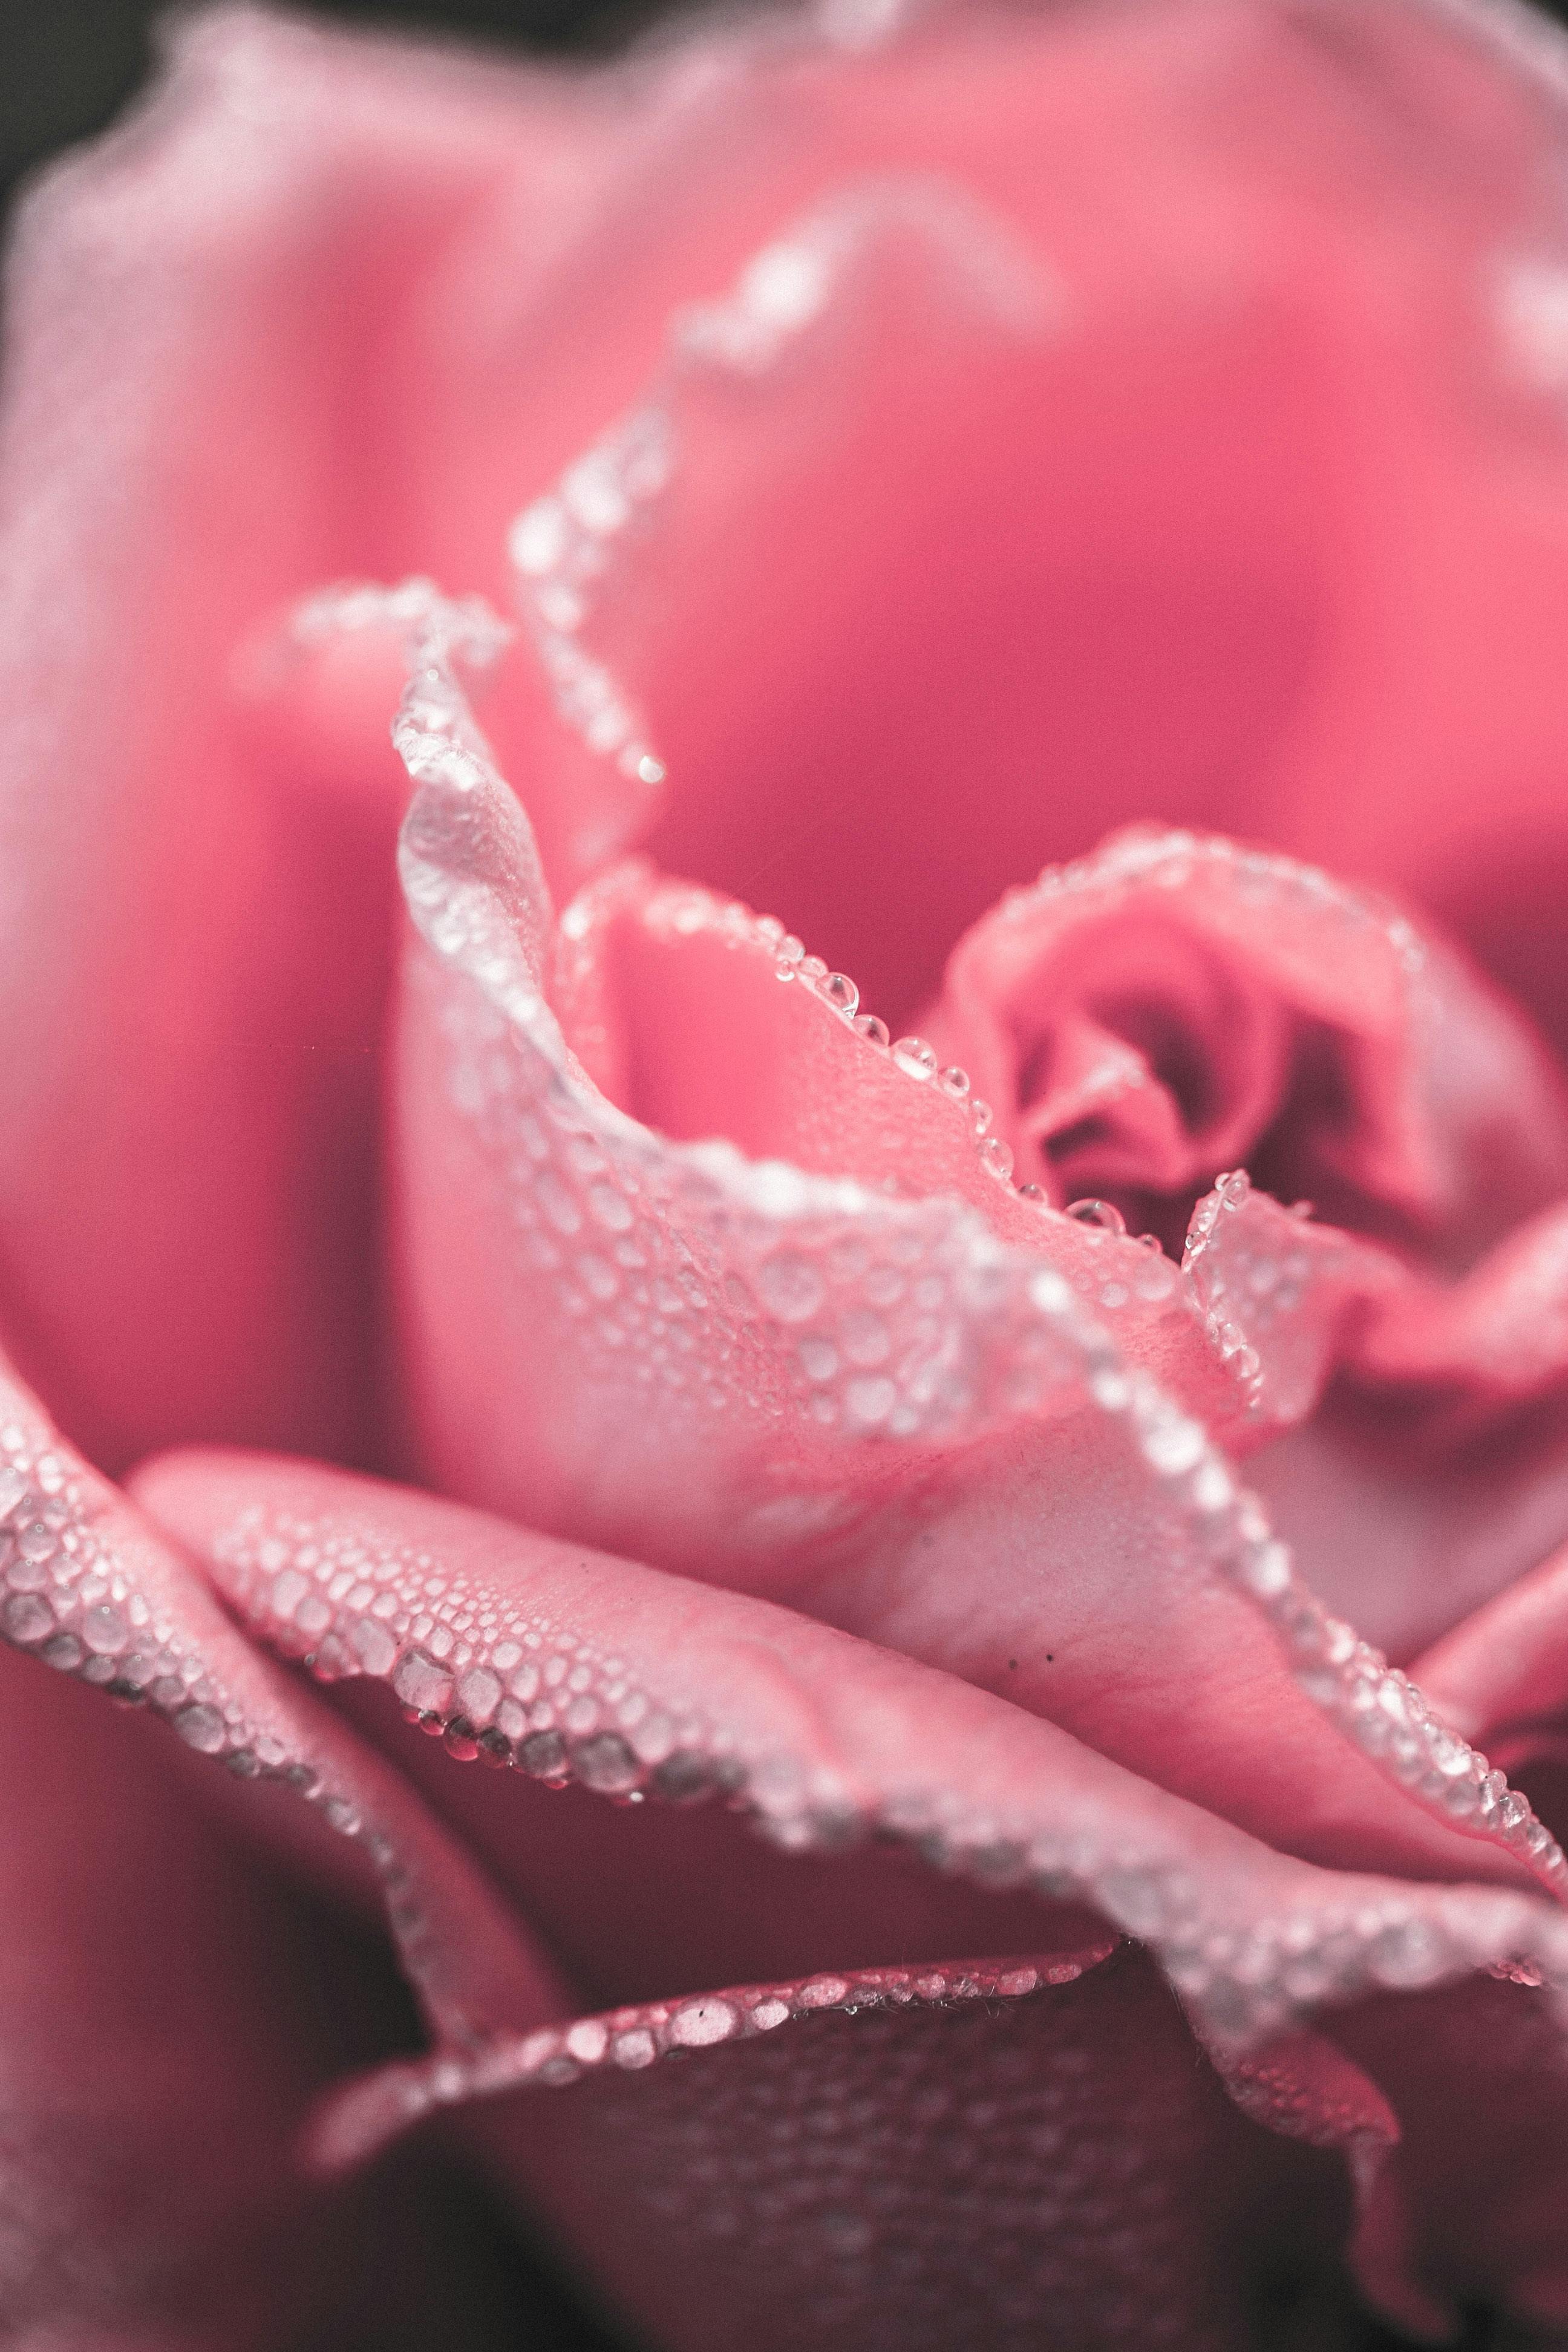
139 1443 1568 2346
0 1345 618 2345
0 7 607 1471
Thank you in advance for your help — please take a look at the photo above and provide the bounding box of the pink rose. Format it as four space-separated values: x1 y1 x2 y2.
10 0 1568 2341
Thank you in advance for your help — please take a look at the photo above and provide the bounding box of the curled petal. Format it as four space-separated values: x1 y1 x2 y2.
0 1346 567 2045
382 617 1560 1895
137 1446 1568 2054
923 826 1568 1260
137 1446 1568 2344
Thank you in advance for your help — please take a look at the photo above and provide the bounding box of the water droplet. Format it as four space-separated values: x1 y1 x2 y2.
755 1252 825 1323
566 2019 609 2064
844 1376 897 1426
821 973 858 1016
392 1649 454 1716
15 1520 57 1564
0 1468 27 1520
891 1037 937 1080
520 1729 569 1779
2 1592 52 1644
174 1704 226 1754
852 1014 890 1048
1018 1183 1047 1203
652 1750 718 1803
979 1135 1014 1182
456 1666 503 1725
613 2028 658 2068
970 1099 994 1138
938 1065 970 1100
670 1996 737 2047
1066 1198 1126 1233
573 1731 641 1793
587 1183 633 1233
80 1606 127 1656
351 1617 398 1675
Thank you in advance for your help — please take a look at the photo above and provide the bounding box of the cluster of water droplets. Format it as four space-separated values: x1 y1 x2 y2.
319 1948 1105 2168
215 1472 1568 2080
0 1403 552 2033
976 824 1428 980
508 175 1048 811
385 608 1568 1907
211 1500 778 1815
0 1433 281 1770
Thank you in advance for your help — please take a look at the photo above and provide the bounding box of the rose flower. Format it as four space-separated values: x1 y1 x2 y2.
8 0 1568 2343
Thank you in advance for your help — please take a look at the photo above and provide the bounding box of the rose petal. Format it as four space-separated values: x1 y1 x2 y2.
384 614 1560 1895
1183 1177 1568 1660
922 826 1568 1261
1333 1968 1568 2336
411 0 1568 1051
0 1345 569 2047
1408 1540 1568 1747
407 1949 1367 2352
136 1446 1568 2050
125 1445 1568 2345
0 7 607 1471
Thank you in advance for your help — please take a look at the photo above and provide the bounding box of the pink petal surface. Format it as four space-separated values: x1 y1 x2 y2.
0 1351 613 2346
398 0 1568 1048
0 7 612 1475
136 1443 1568 2345
921 826 1568 1261
0 1347 567 2045
383 603 1564 1895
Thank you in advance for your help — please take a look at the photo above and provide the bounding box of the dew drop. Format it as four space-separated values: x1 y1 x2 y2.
1066 1198 1126 1233
2 1592 52 1644
520 1729 569 1779
392 1649 455 1716
573 1731 642 1794
613 2028 658 2068
652 1750 718 1803
80 1606 128 1657
891 1037 937 1080
566 2020 609 2065
0 1468 26 1520
979 1135 1014 1182
15 1520 57 1565
755 1252 826 1323
852 1014 890 1048
938 1065 970 1100
351 1617 398 1676
670 1996 737 2047
455 1665 503 1725
174 1703 226 1754
821 973 859 1016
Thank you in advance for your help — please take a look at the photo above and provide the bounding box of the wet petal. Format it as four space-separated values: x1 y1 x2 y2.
0 1345 567 2045
384 616 1560 1896
0 8 601 1471
137 1446 1568 2045
137 1445 1568 2345
419 0 1568 1053
923 827 1568 1261
1188 1177 1568 1660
